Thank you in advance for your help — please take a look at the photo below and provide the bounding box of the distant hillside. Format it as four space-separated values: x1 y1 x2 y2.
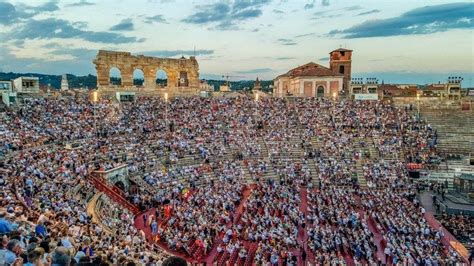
207 80 274 92
0 72 273 91
0 72 97 89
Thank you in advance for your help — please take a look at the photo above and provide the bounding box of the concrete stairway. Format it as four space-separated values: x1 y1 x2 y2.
355 159 367 188
308 158 319 188
289 136 305 159
177 154 201 166
310 136 322 150
196 171 218 186
309 136 324 187
369 146 379 160
241 161 254 184
424 160 474 191
257 137 269 159
421 108 474 155
264 161 279 182
129 174 159 195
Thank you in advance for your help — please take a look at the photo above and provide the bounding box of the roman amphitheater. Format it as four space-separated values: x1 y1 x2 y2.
0 49 472 265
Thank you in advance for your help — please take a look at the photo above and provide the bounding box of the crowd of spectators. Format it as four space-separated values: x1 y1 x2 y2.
307 188 378 265
0 95 464 265
361 190 461 265
239 181 303 265
438 213 473 246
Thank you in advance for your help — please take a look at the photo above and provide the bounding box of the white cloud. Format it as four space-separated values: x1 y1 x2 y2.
0 0 472 85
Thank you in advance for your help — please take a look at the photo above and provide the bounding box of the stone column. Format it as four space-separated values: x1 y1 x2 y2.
96 64 110 86
188 70 199 88
167 71 177 88
121 65 133 87
144 67 156 88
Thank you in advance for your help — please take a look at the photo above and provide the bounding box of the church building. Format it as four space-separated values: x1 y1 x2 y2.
273 48 352 97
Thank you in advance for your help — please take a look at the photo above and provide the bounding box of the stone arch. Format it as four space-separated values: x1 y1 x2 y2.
115 180 126 191
108 172 130 191
93 165 130 192
109 67 122 86
317 85 325 98
155 69 168 88
132 68 145 87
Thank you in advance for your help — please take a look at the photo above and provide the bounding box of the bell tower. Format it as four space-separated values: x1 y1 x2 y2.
329 48 352 93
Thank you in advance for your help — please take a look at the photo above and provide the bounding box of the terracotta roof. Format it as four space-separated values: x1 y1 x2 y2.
378 84 400 91
330 48 352 53
276 62 342 79
425 84 446 91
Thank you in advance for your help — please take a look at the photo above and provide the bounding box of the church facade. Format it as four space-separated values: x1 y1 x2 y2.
273 48 352 97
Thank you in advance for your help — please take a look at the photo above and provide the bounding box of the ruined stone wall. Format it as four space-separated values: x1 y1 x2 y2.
93 50 199 89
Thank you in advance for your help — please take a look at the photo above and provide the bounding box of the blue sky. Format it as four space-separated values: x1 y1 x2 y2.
0 0 473 86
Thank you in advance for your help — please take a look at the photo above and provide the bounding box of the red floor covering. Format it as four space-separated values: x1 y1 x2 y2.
134 186 412 265
134 208 201 263
204 185 253 264
364 213 387 264
134 186 254 265
305 188 356 266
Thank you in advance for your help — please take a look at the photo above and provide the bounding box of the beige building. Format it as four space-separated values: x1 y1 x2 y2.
199 80 214 91
273 62 344 97
13 77 40 94
0 80 12 91
0 80 17 106
423 77 462 98
273 48 352 97
219 85 231 92
349 78 379 95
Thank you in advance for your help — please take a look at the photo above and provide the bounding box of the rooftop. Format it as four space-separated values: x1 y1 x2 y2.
330 48 353 53
276 62 343 79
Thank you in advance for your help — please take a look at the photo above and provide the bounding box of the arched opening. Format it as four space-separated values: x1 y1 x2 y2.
109 67 122 86
179 71 189 87
115 180 125 191
133 69 144 87
339 65 345 74
156 69 168 88
317 86 325 98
